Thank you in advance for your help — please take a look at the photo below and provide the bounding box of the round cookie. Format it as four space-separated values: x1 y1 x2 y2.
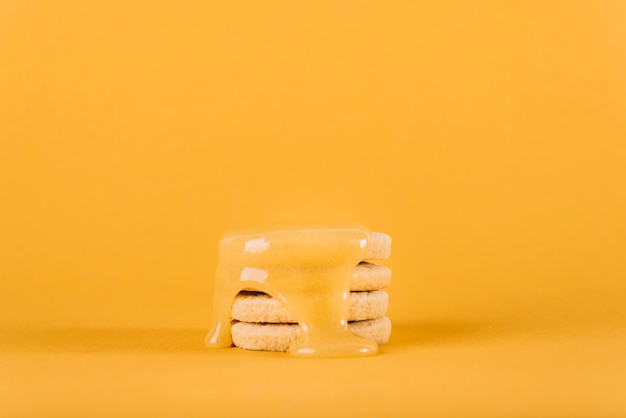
365 232 392 260
351 262 391 291
232 290 388 323
231 317 392 353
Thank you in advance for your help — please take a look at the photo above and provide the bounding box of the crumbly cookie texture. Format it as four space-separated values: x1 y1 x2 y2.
351 262 391 291
364 232 392 260
232 290 388 323
231 317 392 353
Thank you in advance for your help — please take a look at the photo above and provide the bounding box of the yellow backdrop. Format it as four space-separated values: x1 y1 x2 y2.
1 1 625 417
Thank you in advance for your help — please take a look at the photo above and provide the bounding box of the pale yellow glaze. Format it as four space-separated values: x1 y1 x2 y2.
205 223 378 357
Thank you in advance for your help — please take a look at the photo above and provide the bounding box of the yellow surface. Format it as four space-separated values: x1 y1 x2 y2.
1 1 625 416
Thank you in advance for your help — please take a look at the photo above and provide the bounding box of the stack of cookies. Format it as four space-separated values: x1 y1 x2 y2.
230 232 392 352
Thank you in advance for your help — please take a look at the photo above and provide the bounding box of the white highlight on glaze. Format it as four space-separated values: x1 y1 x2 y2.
240 267 269 283
359 238 367 248
244 237 270 254
209 322 221 345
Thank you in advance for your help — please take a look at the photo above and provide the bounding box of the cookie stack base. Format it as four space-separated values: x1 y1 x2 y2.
232 317 391 353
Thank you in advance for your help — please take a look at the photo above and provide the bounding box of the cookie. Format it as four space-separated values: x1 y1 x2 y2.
364 232 392 260
232 290 388 323
231 317 392 353
351 262 391 291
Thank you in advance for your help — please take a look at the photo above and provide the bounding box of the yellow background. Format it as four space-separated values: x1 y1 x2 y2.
1 1 625 416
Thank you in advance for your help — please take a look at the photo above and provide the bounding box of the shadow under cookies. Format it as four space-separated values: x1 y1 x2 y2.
0 327 210 355
1 320 518 355
384 319 514 351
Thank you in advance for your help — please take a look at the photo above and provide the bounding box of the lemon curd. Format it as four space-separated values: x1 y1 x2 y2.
205 223 379 357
